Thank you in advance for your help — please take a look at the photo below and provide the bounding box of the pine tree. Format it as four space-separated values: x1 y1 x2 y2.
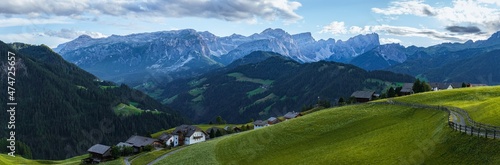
387 87 396 98
338 97 345 106
215 129 223 137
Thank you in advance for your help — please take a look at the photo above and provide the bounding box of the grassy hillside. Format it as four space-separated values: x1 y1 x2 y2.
0 154 125 165
393 86 500 126
155 103 500 164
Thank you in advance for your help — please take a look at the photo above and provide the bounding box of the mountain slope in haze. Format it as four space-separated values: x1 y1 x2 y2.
158 51 415 123
421 49 500 84
56 29 223 85
0 42 189 160
383 32 500 82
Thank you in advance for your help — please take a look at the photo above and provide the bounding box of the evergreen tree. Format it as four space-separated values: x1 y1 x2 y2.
215 129 223 137
338 97 345 106
387 87 396 98
413 79 422 93
423 81 432 92
111 146 121 158
216 116 224 124
462 82 467 87
209 129 216 139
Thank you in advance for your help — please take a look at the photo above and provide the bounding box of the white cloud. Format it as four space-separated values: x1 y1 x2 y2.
372 0 436 16
372 0 500 32
436 0 500 31
321 22 490 42
379 38 402 44
43 28 107 39
1 33 70 48
0 17 69 28
320 21 347 34
0 0 303 23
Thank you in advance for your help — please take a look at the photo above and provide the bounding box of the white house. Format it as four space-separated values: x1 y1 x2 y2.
253 120 269 129
158 133 174 147
172 125 208 147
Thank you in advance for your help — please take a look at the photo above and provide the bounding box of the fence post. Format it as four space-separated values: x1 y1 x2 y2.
478 128 481 137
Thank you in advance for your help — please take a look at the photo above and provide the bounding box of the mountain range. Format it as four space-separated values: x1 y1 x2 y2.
55 28 380 86
56 29 500 86
0 41 189 160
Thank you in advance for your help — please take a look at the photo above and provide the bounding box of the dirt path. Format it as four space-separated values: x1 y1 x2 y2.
147 148 186 165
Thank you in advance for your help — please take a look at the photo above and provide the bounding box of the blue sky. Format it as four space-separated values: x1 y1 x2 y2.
0 0 499 48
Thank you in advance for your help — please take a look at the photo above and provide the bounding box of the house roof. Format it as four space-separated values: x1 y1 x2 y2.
284 112 300 119
431 83 461 89
116 142 133 148
173 125 206 137
350 90 375 99
400 83 414 93
88 144 111 155
268 117 278 122
253 120 267 126
125 135 157 148
158 133 173 141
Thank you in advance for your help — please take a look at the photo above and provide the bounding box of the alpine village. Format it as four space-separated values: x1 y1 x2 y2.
2 1 500 165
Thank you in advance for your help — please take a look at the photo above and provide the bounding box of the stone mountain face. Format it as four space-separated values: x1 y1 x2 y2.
56 28 500 85
56 28 383 85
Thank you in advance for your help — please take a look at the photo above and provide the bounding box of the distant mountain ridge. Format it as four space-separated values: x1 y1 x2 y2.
56 29 500 86
55 28 381 86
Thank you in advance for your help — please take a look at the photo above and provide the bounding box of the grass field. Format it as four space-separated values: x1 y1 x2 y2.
113 103 143 116
0 154 85 165
130 147 183 165
0 154 126 165
227 72 274 85
393 86 500 126
155 103 500 164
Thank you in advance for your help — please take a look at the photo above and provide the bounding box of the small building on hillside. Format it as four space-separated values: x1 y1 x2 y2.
429 83 463 91
172 125 208 147
116 142 133 149
253 120 269 129
399 83 414 96
267 117 280 125
84 144 112 164
223 125 241 133
350 90 375 103
284 111 302 120
158 133 174 147
125 135 158 152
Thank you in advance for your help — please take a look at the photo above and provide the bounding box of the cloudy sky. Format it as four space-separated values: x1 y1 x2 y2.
0 0 499 48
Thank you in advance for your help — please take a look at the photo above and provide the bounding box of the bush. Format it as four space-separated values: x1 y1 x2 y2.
143 145 154 152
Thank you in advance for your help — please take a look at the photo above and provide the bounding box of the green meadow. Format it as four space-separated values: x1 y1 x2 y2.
394 86 500 126
155 102 500 164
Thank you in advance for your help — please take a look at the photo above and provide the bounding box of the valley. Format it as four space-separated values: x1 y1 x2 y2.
3 86 500 164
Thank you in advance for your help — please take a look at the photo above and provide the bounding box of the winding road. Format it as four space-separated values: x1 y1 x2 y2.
383 99 500 139
146 148 186 165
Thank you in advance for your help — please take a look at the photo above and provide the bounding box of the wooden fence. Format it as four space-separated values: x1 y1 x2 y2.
372 100 499 140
